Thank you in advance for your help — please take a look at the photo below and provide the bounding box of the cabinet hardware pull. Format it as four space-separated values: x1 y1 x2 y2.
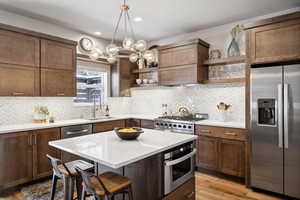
34 135 37 145
225 132 237 136
12 92 25 96
57 93 65 96
186 191 195 199
28 135 32 146
200 130 211 133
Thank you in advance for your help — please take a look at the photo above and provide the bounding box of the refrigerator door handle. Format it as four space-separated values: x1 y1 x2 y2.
278 84 283 148
284 83 289 149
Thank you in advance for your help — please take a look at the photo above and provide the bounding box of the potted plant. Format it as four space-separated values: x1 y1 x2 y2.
33 106 49 123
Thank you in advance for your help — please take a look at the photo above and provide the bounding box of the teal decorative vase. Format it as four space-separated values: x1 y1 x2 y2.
227 37 240 57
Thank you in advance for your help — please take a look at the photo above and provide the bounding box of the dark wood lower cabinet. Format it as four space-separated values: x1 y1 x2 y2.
125 119 141 127
196 137 246 178
0 128 61 190
163 177 195 200
0 132 33 190
33 128 60 179
218 139 245 177
196 136 218 170
93 120 125 133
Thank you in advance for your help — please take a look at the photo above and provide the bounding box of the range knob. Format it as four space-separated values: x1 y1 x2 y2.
183 125 186 128
178 125 182 128
173 124 177 127
188 126 192 129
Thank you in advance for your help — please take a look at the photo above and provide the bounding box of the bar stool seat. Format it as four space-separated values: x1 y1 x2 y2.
47 154 94 200
91 172 132 195
58 160 94 176
75 167 134 200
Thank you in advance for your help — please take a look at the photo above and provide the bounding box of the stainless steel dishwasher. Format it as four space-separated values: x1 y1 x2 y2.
61 124 92 162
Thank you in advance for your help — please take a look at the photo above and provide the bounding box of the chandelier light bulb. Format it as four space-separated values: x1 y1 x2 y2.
94 48 103 56
106 43 119 55
134 40 147 51
129 53 139 63
143 50 155 61
123 38 135 50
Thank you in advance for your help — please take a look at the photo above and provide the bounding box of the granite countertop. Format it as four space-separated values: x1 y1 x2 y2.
0 114 245 134
49 129 197 168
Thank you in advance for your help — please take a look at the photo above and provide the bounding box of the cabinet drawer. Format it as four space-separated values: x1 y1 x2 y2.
196 125 247 141
0 65 40 96
163 177 195 200
93 120 125 133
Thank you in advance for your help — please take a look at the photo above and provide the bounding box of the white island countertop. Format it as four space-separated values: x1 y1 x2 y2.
49 129 197 169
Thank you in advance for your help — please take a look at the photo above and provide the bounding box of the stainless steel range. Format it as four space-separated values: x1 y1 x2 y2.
154 113 208 134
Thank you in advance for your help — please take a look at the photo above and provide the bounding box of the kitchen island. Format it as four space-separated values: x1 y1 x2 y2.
49 129 197 200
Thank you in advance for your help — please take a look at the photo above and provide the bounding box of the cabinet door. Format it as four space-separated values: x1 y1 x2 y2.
41 68 76 97
93 120 125 133
41 40 76 70
163 177 195 200
125 119 141 127
249 19 300 64
140 119 154 129
0 132 33 189
218 139 245 177
0 65 40 96
196 136 218 170
0 29 40 68
33 128 60 179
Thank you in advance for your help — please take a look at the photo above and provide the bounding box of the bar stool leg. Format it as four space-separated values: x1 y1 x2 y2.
75 175 83 199
63 176 75 200
128 185 134 200
50 175 58 200
81 187 86 200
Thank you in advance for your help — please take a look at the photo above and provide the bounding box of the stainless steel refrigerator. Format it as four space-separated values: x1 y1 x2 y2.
251 64 300 199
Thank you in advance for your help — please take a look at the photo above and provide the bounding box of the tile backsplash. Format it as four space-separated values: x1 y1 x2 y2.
0 83 244 125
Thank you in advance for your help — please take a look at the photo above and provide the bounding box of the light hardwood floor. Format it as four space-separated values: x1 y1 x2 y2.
0 172 290 200
196 172 288 200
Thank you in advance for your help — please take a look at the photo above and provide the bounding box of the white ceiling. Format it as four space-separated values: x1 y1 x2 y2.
0 0 299 41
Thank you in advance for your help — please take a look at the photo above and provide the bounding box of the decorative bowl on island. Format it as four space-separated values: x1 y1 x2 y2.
114 127 144 140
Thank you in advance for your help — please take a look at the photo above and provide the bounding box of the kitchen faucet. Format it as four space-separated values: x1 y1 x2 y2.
90 89 102 120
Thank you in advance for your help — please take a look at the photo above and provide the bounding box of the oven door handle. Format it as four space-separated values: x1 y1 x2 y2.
165 149 196 166
65 129 89 135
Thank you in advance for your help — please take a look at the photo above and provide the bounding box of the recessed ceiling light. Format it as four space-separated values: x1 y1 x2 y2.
133 17 143 22
94 31 102 36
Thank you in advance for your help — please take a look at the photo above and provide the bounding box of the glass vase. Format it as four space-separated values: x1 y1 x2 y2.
227 37 240 57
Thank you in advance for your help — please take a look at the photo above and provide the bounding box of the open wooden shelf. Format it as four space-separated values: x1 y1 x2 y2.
201 78 246 84
203 56 247 66
132 67 158 74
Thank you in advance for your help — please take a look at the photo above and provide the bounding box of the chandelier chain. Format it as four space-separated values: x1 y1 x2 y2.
112 9 124 44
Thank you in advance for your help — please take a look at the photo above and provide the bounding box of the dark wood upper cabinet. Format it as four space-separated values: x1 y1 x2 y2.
0 132 33 190
0 24 77 97
41 69 76 97
32 128 60 179
0 65 40 96
196 135 219 170
218 139 245 178
41 39 76 70
158 39 209 86
0 29 40 68
246 12 300 64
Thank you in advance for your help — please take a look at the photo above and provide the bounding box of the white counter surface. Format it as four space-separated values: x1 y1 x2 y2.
49 129 197 168
195 120 245 129
0 114 245 134
0 114 159 134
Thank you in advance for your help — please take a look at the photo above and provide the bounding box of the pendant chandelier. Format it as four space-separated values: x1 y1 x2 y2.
90 0 155 65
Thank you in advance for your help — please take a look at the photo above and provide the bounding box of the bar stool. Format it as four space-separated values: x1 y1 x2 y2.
75 167 134 200
47 154 94 200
